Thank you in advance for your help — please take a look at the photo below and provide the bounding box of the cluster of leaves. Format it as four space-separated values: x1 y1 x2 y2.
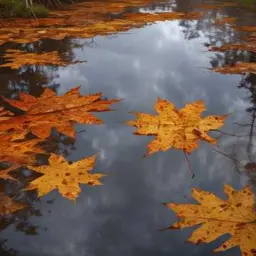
0 1 255 255
0 0 202 47
0 86 120 208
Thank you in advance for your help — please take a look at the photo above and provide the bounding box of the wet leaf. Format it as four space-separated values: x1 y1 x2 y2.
24 153 104 201
213 62 256 74
165 185 256 256
127 99 227 155
0 49 85 69
1 86 120 139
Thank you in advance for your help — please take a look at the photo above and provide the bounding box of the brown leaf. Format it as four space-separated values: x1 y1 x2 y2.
0 192 27 215
0 49 85 69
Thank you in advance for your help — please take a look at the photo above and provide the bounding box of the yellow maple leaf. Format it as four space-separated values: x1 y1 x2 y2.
0 49 85 69
127 99 227 155
164 185 256 256
24 154 105 201
0 86 120 139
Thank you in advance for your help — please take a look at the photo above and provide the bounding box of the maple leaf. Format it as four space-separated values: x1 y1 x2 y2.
213 62 256 74
1 86 120 139
24 154 105 201
0 192 27 215
0 49 85 69
164 185 256 256
127 99 227 155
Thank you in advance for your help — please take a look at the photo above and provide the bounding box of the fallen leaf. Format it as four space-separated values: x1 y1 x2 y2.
127 99 227 155
213 62 256 74
1 86 120 139
0 49 85 69
165 185 256 256
24 153 105 201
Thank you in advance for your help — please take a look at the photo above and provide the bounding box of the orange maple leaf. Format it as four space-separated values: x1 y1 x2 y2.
1 86 120 139
128 99 227 155
0 49 85 69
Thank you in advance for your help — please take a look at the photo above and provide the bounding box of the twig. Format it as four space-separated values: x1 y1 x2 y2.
212 130 250 137
183 151 195 179
212 148 243 167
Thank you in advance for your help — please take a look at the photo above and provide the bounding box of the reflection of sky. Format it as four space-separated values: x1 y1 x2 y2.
2 20 254 256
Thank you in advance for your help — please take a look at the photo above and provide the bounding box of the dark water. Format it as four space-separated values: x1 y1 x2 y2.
0 1 256 255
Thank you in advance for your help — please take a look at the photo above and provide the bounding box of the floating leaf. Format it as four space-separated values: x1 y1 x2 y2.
165 185 256 256
213 62 256 74
24 154 104 201
127 99 227 155
0 49 85 69
1 86 120 139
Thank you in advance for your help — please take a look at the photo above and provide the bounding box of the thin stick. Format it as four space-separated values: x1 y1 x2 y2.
212 130 249 137
212 148 243 167
183 151 195 179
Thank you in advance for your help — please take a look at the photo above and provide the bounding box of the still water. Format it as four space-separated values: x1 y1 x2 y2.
0 0 255 255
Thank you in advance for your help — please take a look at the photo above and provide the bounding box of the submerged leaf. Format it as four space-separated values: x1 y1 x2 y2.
165 185 256 256
0 193 27 215
24 154 105 201
128 99 227 155
0 49 85 69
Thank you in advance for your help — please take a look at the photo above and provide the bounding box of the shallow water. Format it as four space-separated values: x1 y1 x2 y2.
0 1 256 255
